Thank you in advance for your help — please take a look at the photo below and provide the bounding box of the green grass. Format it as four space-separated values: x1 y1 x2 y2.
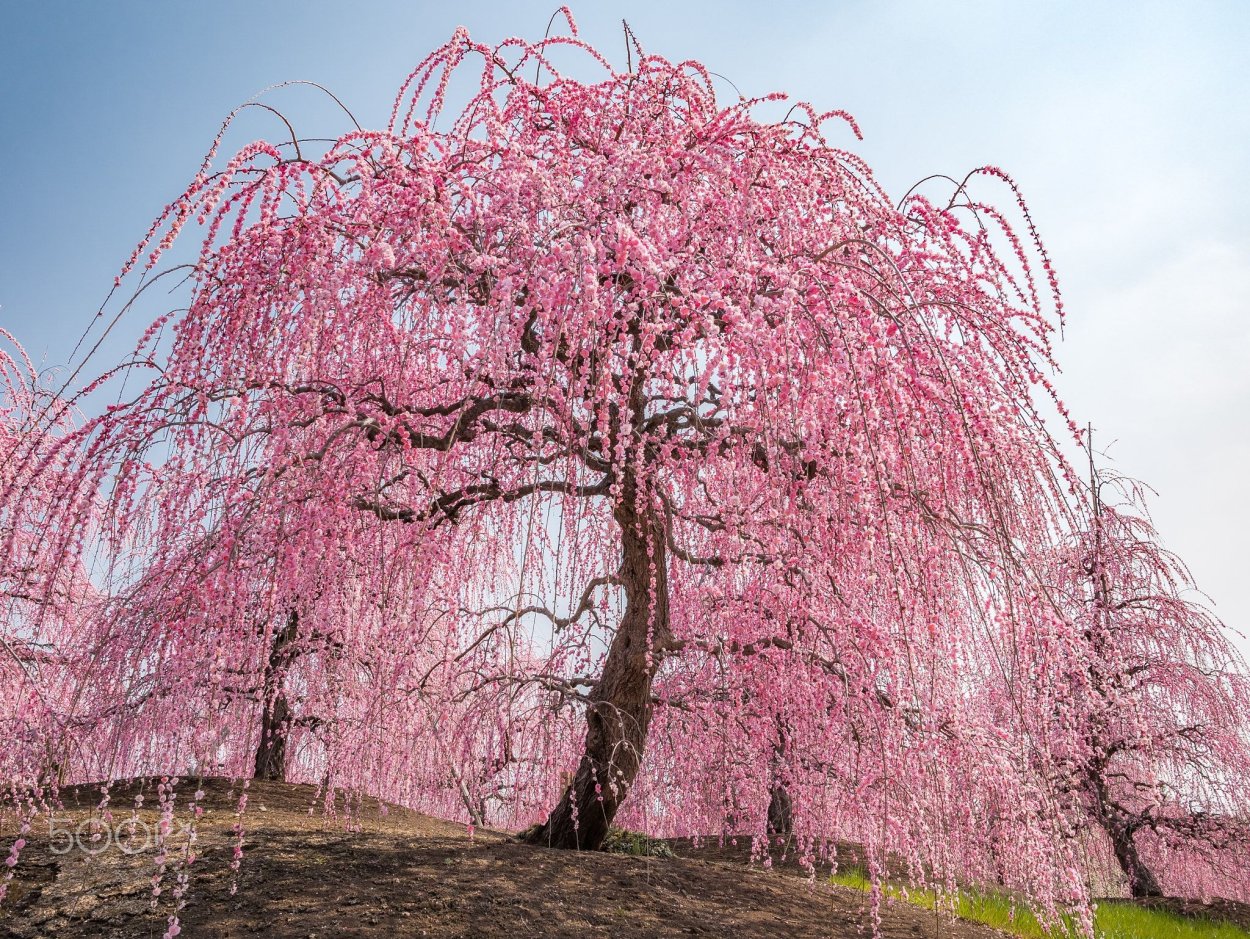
1094 905 1250 939
828 868 1249 939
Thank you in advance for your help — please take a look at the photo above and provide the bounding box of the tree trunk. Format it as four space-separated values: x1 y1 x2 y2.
253 610 299 782
767 785 793 836
767 720 793 836
1105 819 1162 898
523 491 669 850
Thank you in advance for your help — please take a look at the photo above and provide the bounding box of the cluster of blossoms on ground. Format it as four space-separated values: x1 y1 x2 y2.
2 12 1248 935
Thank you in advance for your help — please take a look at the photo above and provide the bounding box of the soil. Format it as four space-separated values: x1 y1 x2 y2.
0 777 1243 938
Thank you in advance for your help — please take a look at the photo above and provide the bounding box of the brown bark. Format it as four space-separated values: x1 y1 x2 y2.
1090 760 1163 897
767 720 793 836
522 481 669 850
253 610 299 782
1105 819 1163 898
767 785 793 836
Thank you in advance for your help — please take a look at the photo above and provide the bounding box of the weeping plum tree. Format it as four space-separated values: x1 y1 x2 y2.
1034 458 1250 898
7 14 1114 879
0 334 102 786
23 447 557 821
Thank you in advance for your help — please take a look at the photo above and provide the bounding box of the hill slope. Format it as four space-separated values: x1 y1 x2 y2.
0 778 1054 938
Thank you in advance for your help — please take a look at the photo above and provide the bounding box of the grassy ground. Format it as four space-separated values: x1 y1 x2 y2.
830 868 1250 939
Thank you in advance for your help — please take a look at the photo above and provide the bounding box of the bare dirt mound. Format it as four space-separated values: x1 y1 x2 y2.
0 777 1007 938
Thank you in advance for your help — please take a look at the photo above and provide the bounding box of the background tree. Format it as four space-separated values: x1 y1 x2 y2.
1010 453 1250 899
0 333 103 787
1081 468 1250 898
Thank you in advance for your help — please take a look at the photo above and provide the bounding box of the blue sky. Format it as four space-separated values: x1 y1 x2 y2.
3 1 1248 649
